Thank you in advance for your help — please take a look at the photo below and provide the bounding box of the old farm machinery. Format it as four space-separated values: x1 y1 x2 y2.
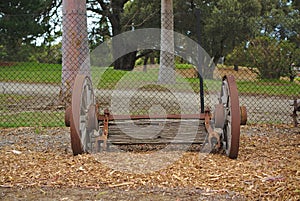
65 73 247 159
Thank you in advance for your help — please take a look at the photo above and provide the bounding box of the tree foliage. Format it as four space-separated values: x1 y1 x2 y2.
227 36 300 80
0 0 299 78
202 0 261 63
0 0 58 61
226 0 300 80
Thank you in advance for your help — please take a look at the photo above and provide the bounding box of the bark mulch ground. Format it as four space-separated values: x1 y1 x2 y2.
0 124 299 200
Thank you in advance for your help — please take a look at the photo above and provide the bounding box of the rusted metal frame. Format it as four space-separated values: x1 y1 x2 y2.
96 109 109 151
291 99 300 127
204 110 221 151
97 113 207 121
111 142 204 145
224 75 241 159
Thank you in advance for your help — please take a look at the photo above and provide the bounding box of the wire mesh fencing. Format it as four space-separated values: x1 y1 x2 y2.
0 11 299 128
0 62 64 127
1 59 298 127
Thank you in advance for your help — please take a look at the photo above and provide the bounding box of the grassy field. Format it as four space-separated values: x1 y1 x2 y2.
1 62 299 127
0 111 65 127
0 93 65 127
238 80 300 96
0 62 299 98
0 62 62 84
1 62 298 96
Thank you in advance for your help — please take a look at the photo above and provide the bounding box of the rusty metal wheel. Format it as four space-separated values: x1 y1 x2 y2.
240 105 247 125
220 75 241 159
70 74 98 155
65 106 71 127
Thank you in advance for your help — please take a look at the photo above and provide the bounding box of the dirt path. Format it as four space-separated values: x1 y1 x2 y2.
0 125 299 200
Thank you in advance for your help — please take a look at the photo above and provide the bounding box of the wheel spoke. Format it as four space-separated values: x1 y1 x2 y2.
86 85 92 106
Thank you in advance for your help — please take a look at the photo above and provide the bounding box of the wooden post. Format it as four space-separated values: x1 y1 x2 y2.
61 0 90 106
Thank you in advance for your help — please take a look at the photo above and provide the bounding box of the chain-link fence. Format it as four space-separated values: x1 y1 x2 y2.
0 10 299 128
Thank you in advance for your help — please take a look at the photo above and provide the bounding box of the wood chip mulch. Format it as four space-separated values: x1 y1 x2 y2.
0 124 299 200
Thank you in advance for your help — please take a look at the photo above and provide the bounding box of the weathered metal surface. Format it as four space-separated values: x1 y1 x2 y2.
64 106 71 127
96 109 109 151
68 72 246 159
240 106 247 126
70 75 97 155
204 111 221 151
222 75 241 159
290 98 300 127
214 104 225 128
70 75 85 155
98 113 206 121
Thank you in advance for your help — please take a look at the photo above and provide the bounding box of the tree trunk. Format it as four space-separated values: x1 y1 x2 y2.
158 0 175 84
61 0 90 106
112 34 137 71
113 52 137 71
110 1 136 71
150 56 155 64
234 64 239 71
143 55 149 72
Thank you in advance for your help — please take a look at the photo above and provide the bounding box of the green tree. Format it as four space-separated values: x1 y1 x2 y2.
259 0 300 41
87 0 136 70
228 36 300 80
87 0 164 70
87 0 300 74
226 0 300 80
0 0 55 61
203 0 261 63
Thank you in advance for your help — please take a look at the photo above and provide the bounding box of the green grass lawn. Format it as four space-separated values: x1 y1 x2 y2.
0 62 299 96
0 111 65 127
0 94 65 127
237 80 300 96
0 62 62 84
1 62 299 127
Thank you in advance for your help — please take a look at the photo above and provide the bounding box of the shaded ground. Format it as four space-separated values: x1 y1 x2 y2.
1 186 243 201
0 124 299 200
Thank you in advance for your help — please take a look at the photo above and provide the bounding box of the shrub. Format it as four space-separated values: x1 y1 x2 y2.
227 36 300 80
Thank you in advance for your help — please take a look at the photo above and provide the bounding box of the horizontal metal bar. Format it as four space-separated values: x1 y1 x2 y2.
98 113 207 121
107 142 204 145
